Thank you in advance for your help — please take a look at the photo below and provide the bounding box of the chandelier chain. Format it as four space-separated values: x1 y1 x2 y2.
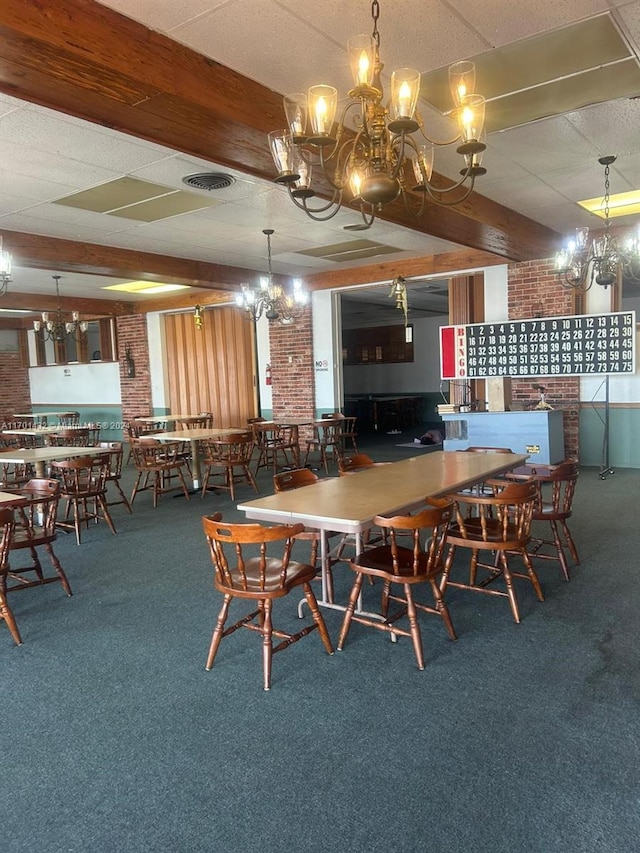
603 160 611 231
371 0 380 49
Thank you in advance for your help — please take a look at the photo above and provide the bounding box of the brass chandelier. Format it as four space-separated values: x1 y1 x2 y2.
235 230 309 323
556 155 640 292
268 0 487 228
0 236 12 295
33 275 88 343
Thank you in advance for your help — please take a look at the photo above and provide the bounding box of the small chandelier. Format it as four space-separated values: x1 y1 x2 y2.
33 275 88 343
235 230 308 323
389 276 408 325
268 0 486 228
556 155 640 291
0 236 12 295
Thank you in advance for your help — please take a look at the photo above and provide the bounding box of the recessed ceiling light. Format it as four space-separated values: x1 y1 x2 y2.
103 281 191 294
578 190 640 219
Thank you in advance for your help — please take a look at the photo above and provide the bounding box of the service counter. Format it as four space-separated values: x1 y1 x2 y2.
441 410 565 465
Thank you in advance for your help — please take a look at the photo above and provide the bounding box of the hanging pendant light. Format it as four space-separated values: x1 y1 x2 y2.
235 230 308 323
32 275 88 342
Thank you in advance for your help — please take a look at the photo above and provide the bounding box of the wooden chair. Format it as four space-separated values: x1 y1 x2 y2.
96 441 133 513
337 453 386 474
130 438 191 507
441 479 543 623
337 499 456 670
5 479 72 597
200 432 259 501
340 416 358 454
303 420 343 474
202 514 334 690
50 455 118 544
47 428 91 447
518 461 580 581
253 423 300 475
273 468 341 600
58 411 80 426
0 508 21 646
178 414 213 430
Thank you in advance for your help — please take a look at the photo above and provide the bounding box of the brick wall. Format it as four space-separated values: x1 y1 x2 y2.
0 351 30 424
269 308 315 438
116 315 153 427
508 258 580 459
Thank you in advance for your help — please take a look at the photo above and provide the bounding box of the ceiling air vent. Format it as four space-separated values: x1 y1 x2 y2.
182 172 236 191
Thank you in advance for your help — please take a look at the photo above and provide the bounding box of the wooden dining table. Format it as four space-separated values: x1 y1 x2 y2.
0 446 100 478
238 450 528 613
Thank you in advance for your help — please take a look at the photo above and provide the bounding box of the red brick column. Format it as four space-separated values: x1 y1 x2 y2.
508 258 580 459
269 308 315 440
0 351 30 423
116 315 153 428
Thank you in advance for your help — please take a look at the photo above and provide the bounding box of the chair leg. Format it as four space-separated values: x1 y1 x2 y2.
337 572 365 650
113 480 133 513
521 548 544 601
0 593 22 645
262 599 274 691
97 495 117 536
206 594 232 670
497 551 521 624
561 520 580 564
404 584 425 670
43 542 73 596
302 582 334 655
429 579 457 641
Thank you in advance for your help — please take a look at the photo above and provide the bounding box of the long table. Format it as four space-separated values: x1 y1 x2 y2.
238 450 528 612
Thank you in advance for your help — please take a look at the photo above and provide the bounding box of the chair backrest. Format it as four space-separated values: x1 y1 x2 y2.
452 479 538 545
97 441 124 478
321 412 344 419
202 515 305 593
179 415 211 430
273 468 319 492
338 453 376 474
314 420 342 445
371 498 454 578
131 437 180 467
48 428 91 447
58 411 80 426
532 460 579 517
208 432 254 464
50 454 110 494
14 479 60 540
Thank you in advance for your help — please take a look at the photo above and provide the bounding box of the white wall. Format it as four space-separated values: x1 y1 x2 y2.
29 361 121 404
312 290 337 409
148 312 169 410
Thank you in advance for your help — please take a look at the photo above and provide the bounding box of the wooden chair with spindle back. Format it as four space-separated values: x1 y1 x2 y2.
337 498 456 670
200 432 259 501
441 479 543 623
201 514 334 690
50 455 118 544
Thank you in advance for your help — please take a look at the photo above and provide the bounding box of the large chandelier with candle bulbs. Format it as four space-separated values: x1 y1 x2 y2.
268 1 487 228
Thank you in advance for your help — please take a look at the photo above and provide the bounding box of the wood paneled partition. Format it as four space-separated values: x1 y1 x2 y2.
164 307 256 426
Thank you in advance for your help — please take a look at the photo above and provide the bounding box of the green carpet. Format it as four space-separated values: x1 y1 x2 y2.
2 437 639 853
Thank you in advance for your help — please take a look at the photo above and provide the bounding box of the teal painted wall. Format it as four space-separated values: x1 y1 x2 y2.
30 404 124 441
579 406 640 469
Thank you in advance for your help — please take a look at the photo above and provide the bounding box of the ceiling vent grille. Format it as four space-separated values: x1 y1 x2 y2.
182 172 236 191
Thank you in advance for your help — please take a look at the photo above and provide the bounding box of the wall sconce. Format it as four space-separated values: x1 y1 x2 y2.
124 347 135 379
194 304 204 330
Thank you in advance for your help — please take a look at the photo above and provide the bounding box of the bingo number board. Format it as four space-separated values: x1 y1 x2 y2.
440 311 636 379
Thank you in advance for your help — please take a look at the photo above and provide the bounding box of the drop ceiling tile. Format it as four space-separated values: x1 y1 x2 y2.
448 0 610 48
0 212 114 241
0 139 120 189
106 192 220 221
0 170 83 203
98 0 219 30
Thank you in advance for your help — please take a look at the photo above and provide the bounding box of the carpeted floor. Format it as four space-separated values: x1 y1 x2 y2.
2 436 640 853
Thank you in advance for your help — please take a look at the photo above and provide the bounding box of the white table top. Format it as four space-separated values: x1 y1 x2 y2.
11 411 76 418
239 451 528 534
2 425 89 436
155 427 246 441
0 446 100 464
0 490 27 505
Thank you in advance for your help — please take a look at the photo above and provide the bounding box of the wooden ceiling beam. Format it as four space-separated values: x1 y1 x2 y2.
0 0 560 263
